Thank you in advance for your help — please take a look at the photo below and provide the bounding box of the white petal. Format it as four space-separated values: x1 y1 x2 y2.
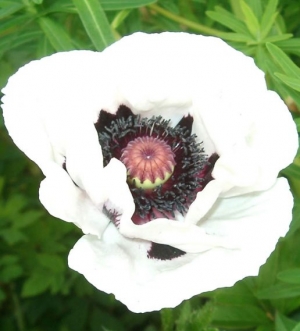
98 32 298 194
118 179 239 252
39 163 110 237
69 178 292 313
2 51 105 174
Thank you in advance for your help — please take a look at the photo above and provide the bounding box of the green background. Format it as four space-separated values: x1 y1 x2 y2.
1 0 300 330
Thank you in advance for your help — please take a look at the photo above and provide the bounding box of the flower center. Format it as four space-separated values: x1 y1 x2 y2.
96 105 218 225
120 136 176 189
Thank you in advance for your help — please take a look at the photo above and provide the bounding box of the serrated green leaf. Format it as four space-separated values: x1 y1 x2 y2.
267 43 300 78
256 283 300 299
206 7 250 35
275 73 300 92
240 0 260 38
261 0 278 38
38 17 74 51
277 269 300 284
72 0 115 51
0 2 24 19
101 0 156 10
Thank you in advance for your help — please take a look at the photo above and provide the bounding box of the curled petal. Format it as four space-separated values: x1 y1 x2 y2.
69 178 293 312
39 163 110 237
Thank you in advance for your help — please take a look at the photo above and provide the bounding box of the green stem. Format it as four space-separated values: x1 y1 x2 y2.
148 4 225 37
11 284 26 331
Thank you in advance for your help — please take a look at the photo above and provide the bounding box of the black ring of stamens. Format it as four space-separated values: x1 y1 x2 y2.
97 106 209 223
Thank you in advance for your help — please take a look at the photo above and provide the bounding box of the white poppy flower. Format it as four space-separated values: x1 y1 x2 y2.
2 32 298 313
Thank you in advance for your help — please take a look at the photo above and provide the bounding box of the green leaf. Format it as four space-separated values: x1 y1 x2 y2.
264 56 300 109
261 0 278 38
46 1 77 14
176 301 192 331
210 279 270 328
211 304 269 328
240 0 260 38
160 309 174 331
0 228 27 245
0 2 24 19
277 269 300 284
219 32 253 43
0 264 23 282
5 30 41 52
275 73 300 92
275 38 300 56
37 253 66 273
248 0 263 19
206 7 250 35
292 323 300 331
287 196 300 235
266 42 300 78
0 15 29 34
111 9 131 29
38 17 74 51
0 255 18 266
275 312 298 331
256 283 300 299
295 119 300 133
283 163 300 182
21 271 52 297
72 0 115 51
100 0 156 11
90 307 124 331
36 36 54 58
263 34 292 43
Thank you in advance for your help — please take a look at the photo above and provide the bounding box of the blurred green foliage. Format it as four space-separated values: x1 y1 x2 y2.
1 0 300 330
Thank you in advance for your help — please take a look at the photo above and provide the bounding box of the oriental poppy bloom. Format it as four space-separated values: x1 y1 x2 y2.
2 32 298 312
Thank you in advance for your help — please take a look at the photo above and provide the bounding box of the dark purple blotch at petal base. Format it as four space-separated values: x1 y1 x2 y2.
95 105 218 260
